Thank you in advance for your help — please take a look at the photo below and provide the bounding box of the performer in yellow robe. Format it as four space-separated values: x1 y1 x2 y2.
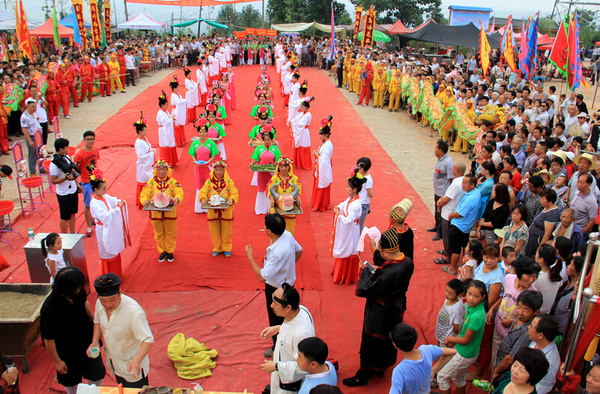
108 53 125 94
354 59 364 94
347 58 355 92
453 99 477 153
198 161 239 257
372 67 387 108
140 160 184 262
440 87 456 142
267 157 302 235
388 70 402 111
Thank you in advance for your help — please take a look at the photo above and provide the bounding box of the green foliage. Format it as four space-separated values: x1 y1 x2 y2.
267 0 352 25
217 4 261 29
353 0 443 27
577 9 600 47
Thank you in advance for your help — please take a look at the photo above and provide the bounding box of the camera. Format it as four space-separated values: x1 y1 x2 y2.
52 154 81 180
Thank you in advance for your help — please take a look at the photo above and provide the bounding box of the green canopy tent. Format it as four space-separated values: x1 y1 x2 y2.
357 30 390 43
172 19 230 37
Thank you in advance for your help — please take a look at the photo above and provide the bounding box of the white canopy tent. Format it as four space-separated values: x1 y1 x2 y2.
271 22 345 34
117 12 165 30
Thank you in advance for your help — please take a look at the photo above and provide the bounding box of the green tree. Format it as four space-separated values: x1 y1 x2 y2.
577 9 600 48
267 0 351 25
216 4 239 30
239 5 262 28
352 0 442 27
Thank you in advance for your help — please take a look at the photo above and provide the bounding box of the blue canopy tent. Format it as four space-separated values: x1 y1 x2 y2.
172 19 230 37
59 12 91 29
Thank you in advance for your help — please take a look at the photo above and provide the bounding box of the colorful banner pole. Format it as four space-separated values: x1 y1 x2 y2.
104 1 112 43
72 0 87 50
52 3 62 55
89 0 103 49
361 5 376 48
329 1 335 60
353 6 363 44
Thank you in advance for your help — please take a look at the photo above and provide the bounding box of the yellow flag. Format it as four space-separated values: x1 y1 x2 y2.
479 22 491 76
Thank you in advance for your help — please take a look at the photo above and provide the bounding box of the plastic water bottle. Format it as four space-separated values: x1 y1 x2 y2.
5 357 16 385
28 228 34 242
193 384 204 394
473 379 494 391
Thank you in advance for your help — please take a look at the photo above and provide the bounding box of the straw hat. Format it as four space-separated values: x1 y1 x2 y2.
574 152 597 170
551 150 567 163
537 170 555 185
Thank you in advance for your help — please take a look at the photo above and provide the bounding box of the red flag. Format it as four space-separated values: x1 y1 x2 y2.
17 0 33 60
549 16 568 76
567 14 577 90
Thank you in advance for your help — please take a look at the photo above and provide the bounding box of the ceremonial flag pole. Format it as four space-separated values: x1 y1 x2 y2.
479 22 491 76
52 1 62 55
329 2 335 61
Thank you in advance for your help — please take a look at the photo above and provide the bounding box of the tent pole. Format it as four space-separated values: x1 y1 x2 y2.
593 78 599 109
197 1 202 37
123 0 128 21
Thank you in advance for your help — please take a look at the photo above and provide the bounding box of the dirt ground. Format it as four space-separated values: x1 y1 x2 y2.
0 69 173 213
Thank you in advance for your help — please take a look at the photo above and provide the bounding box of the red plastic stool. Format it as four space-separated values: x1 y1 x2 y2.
0 200 23 248
21 176 51 217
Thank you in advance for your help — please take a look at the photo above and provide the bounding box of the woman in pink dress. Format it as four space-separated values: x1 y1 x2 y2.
188 117 219 213
227 65 236 109
219 72 232 125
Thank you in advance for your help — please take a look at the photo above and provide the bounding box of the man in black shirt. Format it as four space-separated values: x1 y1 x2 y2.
40 267 105 394
576 93 589 115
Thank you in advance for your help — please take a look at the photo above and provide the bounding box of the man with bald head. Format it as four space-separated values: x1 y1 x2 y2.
435 162 466 264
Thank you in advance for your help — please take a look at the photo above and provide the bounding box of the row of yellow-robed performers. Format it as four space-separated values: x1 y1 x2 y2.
340 55 510 152
139 157 302 259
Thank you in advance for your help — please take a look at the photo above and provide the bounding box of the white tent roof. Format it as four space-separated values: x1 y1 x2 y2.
117 12 165 30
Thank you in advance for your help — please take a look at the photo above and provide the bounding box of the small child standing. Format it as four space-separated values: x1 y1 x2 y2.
41 233 66 283
457 239 483 280
435 279 466 346
437 280 488 394
500 246 517 275
390 323 456 394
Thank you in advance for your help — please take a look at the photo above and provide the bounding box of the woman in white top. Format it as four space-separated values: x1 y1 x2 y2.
533 243 563 313
356 157 374 233
169 77 187 147
196 57 208 106
290 99 313 170
157 91 178 167
331 174 367 285
134 114 155 209
312 117 333 212
42 233 65 283
89 167 129 278
184 68 199 123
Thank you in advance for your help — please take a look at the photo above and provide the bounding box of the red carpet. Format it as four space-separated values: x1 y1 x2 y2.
2 65 457 394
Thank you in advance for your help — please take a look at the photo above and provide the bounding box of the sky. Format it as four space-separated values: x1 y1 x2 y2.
19 0 560 29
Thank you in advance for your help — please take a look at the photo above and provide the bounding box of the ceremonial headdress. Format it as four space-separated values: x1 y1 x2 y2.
390 198 413 224
378 228 400 252
169 75 179 89
212 160 227 168
134 111 147 131
94 273 121 297
154 159 171 169
158 90 168 106
319 115 333 135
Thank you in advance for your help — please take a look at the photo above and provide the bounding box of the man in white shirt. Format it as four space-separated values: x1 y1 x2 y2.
578 112 591 138
528 314 560 394
537 101 550 127
260 284 314 394
564 104 579 137
561 91 577 119
88 273 154 388
124 48 136 87
436 163 466 264
246 213 304 358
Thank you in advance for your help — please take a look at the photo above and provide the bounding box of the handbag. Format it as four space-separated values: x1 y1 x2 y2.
279 378 302 391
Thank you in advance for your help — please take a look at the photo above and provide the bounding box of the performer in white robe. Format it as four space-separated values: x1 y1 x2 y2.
169 77 187 146
208 53 220 84
287 77 301 123
134 114 155 209
89 168 130 279
196 59 208 106
184 68 199 123
331 174 366 285
312 118 333 212
290 99 312 170
157 91 178 167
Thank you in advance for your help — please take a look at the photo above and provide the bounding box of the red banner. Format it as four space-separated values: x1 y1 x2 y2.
353 6 363 44
72 0 87 50
89 0 102 49
361 5 376 48
104 2 111 43
234 31 246 38
17 0 33 60
266 29 277 37
256 29 266 36
245 27 256 35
